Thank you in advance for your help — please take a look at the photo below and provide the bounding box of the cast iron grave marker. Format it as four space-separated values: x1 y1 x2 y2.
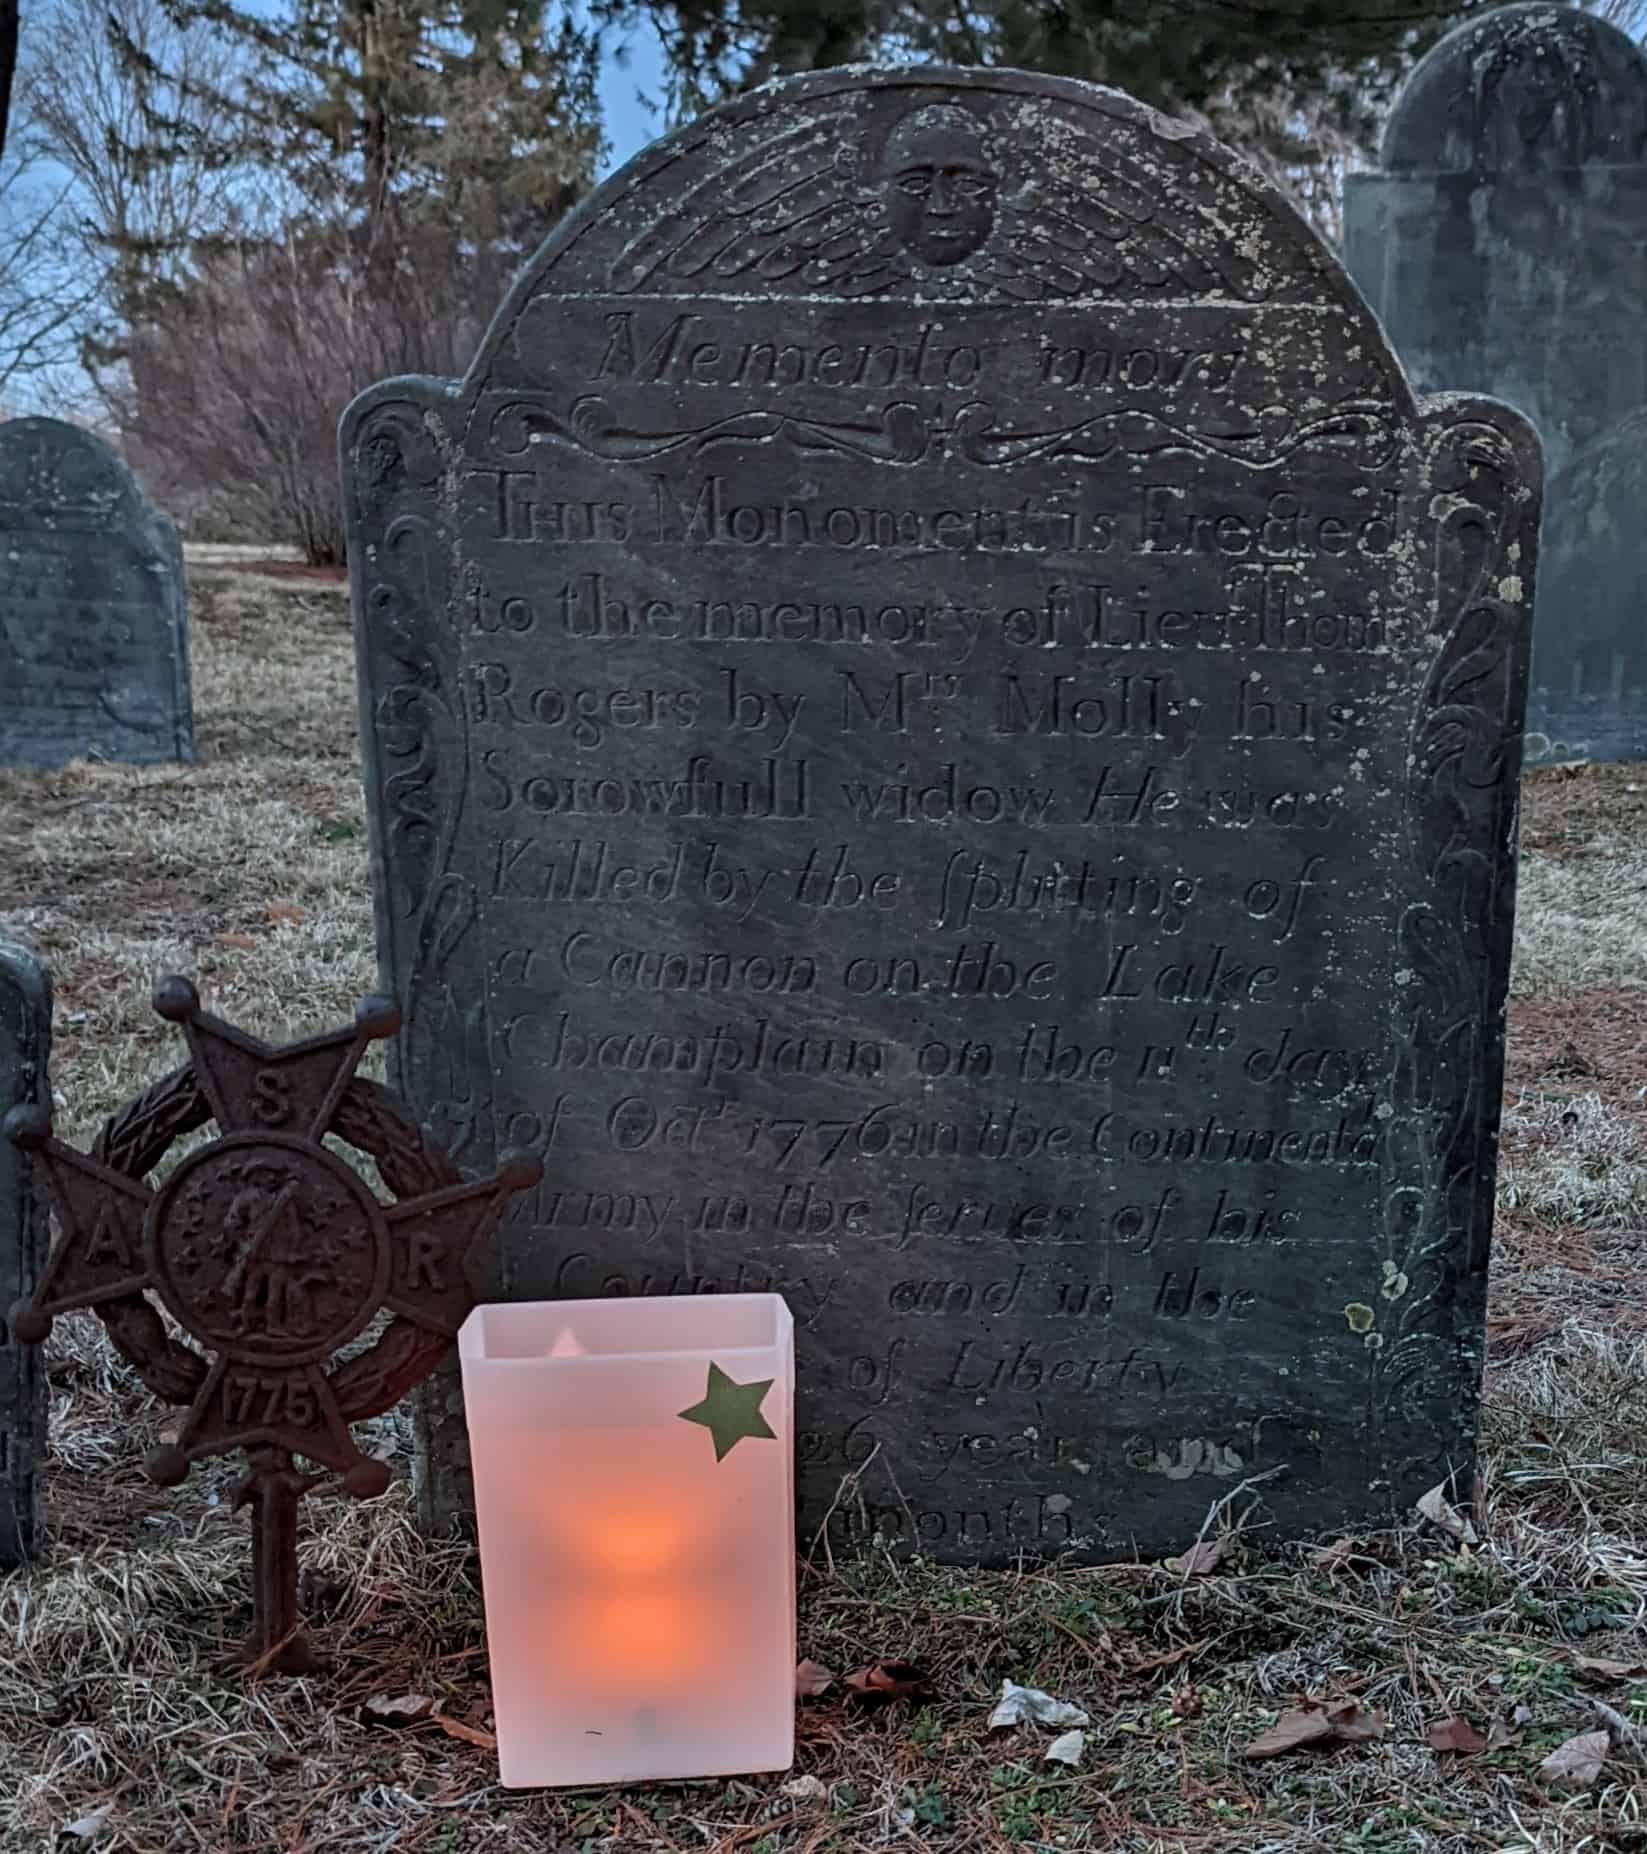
5 978 540 1670
343 67 1541 1562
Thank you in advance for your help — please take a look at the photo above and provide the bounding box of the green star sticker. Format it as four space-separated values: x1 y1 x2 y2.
678 1362 776 1461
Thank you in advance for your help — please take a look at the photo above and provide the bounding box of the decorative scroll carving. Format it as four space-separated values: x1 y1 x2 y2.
345 65 1539 1563
348 396 490 1172
489 396 932 465
1371 405 1538 1468
488 394 1402 473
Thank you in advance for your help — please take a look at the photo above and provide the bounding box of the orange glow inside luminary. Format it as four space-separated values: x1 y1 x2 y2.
459 1295 795 1787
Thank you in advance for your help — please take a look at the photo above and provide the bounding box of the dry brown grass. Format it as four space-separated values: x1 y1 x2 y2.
0 566 1644 1852
0 565 374 1148
1510 846 1647 1001
1499 1093 1647 1226
3 1326 1647 1853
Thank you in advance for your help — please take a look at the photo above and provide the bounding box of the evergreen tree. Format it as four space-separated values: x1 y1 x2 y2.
89 0 599 556
23 0 255 376
597 0 1505 232
151 0 600 248
610 0 1494 119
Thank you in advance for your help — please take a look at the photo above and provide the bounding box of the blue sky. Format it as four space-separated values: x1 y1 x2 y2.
596 22 669 173
1 14 672 413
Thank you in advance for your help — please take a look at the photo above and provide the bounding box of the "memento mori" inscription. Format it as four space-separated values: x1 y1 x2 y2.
344 68 1540 1562
0 419 192 769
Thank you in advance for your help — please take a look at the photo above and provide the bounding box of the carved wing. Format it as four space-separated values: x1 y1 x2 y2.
613 118 908 298
605 90 1309 307
987 143 1276 303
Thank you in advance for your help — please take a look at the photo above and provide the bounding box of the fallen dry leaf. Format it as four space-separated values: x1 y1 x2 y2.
1325 1700 1386 1746
1427 1716 1488 1755
1245 1699 1386 1760
267 901 306 925
1416 1482 1479 1544
61 1805 113 1840
1245 1707 1336 1759
782 1774 828 1803
1166 1535 1233 1577
1486 1719 1523 1751
1572 1654 1647 1682
988 1679 1090 1731
1043 1729 1085 1767
214 931 258 950
362 1692 435 1726
795 1659 836 1698
845 1662 927 1704
432 1713 496 1749
1539 1729 1610 1791
1310 1537 1362 1573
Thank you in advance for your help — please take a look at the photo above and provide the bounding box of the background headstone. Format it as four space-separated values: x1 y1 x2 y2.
1345 3 1647 764
344 67 1540 1562
0 943 49 1566
0 418 193 769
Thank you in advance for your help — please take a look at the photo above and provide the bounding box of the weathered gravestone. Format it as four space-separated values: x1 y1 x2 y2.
1345 4 1647 765
0 418 193 769
0 943 49 1566
343 68 1541 1562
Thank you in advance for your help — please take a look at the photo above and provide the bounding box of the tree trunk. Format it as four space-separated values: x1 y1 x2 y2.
354 0 391 237
0 0 19 168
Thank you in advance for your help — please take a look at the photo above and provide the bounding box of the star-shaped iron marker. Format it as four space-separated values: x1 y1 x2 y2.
678 1362 776 1462
5 975 542 1672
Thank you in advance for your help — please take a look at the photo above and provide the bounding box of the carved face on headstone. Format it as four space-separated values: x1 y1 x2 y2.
881 105 997 266
346 65 1546 1574
1509 42 1574 147
1377 6 1647 174
1479 30 1593 168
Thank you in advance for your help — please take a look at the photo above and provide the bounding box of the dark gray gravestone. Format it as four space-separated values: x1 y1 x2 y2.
0 943 49 1565
1345 4 1647 764
0 418 193 768
343 68 1541 1562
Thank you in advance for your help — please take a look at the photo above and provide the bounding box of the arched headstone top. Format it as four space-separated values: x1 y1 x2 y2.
1382 3 1647 174
0 416 190 768
346 62 1544 1559
0 418 159 533
460 65 1409 417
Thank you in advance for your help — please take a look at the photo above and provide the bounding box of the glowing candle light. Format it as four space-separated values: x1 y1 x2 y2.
458 1293 795 1787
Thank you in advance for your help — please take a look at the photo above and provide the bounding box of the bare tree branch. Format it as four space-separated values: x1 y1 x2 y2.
1594 0 1647 35
18 0 271 375
118 209 505 559
0 154 103 398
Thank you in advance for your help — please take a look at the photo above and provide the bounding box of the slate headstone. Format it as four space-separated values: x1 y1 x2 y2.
0 943 49 1566
1345 4 1647 764
0 418 193 768
343 67 1541 1562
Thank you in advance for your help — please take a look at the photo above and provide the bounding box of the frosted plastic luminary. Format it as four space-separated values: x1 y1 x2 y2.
458 1293 796 1787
